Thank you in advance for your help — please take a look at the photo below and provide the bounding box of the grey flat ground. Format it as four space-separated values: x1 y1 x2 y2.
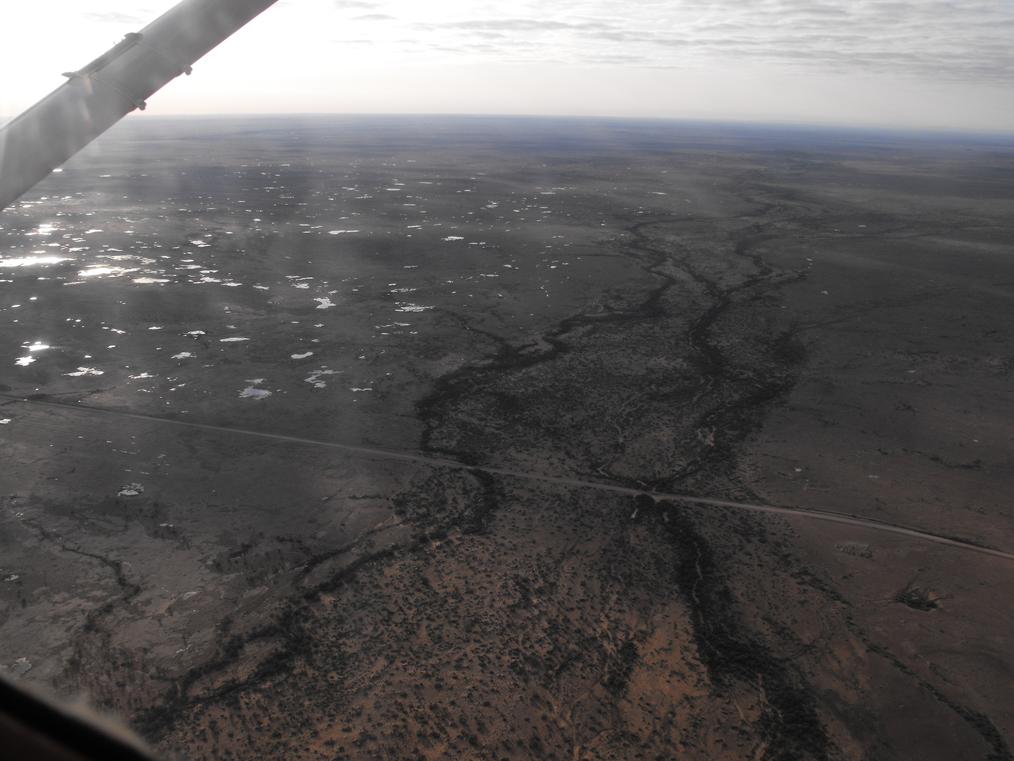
1 117 1013 761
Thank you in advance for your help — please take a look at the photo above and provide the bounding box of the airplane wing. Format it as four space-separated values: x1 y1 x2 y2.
0 674 153 760
0 0 279 211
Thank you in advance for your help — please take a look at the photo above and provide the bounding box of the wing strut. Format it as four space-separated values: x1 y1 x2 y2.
0 0 279 210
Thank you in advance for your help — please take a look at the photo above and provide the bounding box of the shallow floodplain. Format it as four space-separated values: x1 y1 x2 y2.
1 117 1013 761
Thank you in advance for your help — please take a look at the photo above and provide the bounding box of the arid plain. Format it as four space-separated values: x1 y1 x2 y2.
1 117 1012 760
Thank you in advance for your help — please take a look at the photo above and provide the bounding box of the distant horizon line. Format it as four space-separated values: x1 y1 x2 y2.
3 110 1014 141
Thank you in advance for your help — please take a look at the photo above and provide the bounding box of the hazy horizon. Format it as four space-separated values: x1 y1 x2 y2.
4 111 1014 142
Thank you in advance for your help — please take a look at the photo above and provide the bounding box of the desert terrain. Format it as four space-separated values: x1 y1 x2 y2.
1 117 1012 760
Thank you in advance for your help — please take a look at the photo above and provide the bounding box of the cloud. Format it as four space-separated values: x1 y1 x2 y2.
333 1 383 9
395 0 1014 83
82 10 151 25
434 18 613 32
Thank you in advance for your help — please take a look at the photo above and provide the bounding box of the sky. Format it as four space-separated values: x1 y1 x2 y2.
1 0 1013 132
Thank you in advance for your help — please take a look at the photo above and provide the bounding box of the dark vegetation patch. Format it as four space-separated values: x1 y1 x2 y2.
644 496 831 761
894 585 939 612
